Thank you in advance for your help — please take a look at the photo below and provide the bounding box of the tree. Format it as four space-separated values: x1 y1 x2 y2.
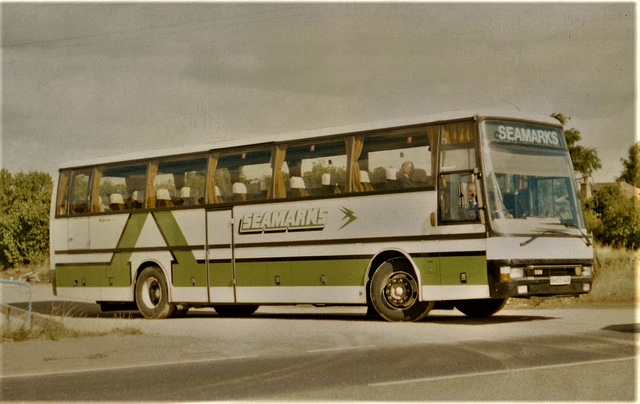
0 170 53 268
551 113 602 177
617 142 640 188
584 184 640 249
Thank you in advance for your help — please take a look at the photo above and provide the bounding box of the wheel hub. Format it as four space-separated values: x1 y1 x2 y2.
143 278 161 308
383 272 418 309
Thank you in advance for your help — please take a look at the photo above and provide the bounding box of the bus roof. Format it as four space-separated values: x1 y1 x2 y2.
58 109 561 170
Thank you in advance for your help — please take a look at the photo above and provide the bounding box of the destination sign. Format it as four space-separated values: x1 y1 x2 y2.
482 120 566 149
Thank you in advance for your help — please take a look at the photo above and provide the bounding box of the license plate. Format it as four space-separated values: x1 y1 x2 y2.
550 276 571 286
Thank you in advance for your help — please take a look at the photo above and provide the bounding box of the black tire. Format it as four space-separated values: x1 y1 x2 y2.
170 306 190 318
97 301 137 312
455 298 508 317
135 266 176 319
369 258 434 322
213 304 259 317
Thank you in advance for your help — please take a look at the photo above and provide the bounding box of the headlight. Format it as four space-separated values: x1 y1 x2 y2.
500 266 523 281
510 267 524 279
582 266 593 278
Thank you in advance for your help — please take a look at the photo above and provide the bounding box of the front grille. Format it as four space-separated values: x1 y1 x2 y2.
523 265 579 277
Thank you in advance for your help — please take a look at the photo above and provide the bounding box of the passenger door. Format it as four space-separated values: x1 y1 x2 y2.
437 121 482 224
67 168 92 250
206 208 235 303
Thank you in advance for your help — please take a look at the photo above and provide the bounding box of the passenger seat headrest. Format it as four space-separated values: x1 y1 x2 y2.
232 182 247 194
321 173 331 186
156 188 171 201
110 193 124 205
290 176 306 189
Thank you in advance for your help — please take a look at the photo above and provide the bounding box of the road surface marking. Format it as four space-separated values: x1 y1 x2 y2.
307 345 376 353
369 356 637 387
0 355 260 379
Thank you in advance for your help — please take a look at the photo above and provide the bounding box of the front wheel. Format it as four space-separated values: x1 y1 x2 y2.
455 298 508 317
135 266 176 319
369 258 433 322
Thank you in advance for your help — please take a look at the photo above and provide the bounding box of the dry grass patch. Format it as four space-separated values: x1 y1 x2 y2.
584 244 638 303
1 307 142 343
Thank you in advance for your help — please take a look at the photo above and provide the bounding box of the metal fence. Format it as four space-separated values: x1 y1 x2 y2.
0 279 33 328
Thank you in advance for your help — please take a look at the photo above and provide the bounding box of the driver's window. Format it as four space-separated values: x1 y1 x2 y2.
439 173 480 223
438 121 479 223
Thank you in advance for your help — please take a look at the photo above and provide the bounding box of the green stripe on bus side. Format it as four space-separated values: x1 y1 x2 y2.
152 211 206 287
209 262 234 287
415 256 440 286
56 213 148 288
440 255 488 285
117 213 148 249
56 212 208 289
152 211 189 246
56 209 488 291
415 255 488 286
292 258 369 286
233 258 370 287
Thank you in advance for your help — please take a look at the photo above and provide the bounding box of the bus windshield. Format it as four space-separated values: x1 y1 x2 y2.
481 120 584 234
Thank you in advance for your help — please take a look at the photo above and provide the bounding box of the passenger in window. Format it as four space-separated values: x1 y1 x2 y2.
396 161 415 188
465 182 479 220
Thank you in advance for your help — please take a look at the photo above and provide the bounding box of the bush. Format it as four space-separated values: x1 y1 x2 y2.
583 185 640 250
0 169 53 268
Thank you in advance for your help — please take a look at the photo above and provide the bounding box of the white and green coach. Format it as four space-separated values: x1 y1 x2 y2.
51 110 593 321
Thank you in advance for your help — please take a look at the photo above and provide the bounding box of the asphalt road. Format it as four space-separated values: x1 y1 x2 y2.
0 284 638 401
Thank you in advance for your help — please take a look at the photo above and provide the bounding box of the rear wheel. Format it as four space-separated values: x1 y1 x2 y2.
369 258 433 322
213 304 259 317
455 298 508 317
135 266 176 319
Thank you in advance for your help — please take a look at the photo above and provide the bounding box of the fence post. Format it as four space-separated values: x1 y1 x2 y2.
0 279 33 329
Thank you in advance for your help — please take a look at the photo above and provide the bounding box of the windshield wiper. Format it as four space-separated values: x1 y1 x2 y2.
536 220 592 247
520 229 566 247
558 220 593 246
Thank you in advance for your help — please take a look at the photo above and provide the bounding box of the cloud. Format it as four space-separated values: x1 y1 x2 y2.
1 3 635 184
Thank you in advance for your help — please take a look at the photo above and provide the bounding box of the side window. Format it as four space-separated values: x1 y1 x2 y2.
281 138 347 198
151 157 207 208
362 126 437 191
97 164 147 212
214 147 272 202
439 172 479 222
56 170 71 215
69 168 92 214
438 121 480 223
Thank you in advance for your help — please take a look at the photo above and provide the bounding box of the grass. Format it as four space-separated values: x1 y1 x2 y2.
584 243 638 303
1 306 143 343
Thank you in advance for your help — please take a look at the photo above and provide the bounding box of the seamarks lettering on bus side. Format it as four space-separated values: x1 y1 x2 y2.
240 207 329 234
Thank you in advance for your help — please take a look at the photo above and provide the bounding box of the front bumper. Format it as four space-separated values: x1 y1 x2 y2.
488 261 593 298
492 278 591 298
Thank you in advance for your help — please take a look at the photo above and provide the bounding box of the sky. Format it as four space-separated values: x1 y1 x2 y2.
1 2 636 183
